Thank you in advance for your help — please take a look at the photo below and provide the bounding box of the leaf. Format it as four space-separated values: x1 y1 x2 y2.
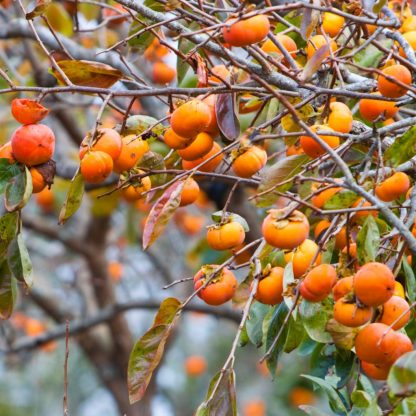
299 298 332 343
59 173 84 225
177 21 200 85
123 115 164 136
326 319 358 350
256 154 310 207
299 45 329 82
0 160 21 194
51 60 123 88
144 0 165 12
26 0 51 19
302 375 348 415
195 368 237 416
215 94 240 143
44 2 73 36
246 302 270 347
403 260 416 303
300 0 320 40
139 151 166 187
284 314 305 353
373 0 387 13
265 302 289 375
282 262 296 311
351 390 382 416
211 211 250 232
0 264 16 320
321 238 335 264
388 351 416 396
356 216 380 264
143 181 185 249
323 190 358 210
299 405 331 416
128 16 155 52
232 263 255 307
7 234 33 288
5 167 32 212
128 298 181 403
0 212 19 257
385 126 416 167
353 40 392 69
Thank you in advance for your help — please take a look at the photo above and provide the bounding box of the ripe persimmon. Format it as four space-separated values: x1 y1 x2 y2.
361 361 391 380
180 178 200 207
144 38 169 62
193 265 237 305
121 175 151 202
378 295 411 329
108 260 123 282
359 93 398 122
80 151 114 183
351 198 378 222
255 266 284 305
394 281 405 298
178 132 214 161
164 127 193 150
306 35 337 59
207 221 245 250
333 300 373 327
199 95 219 135
11 98 49 125
377 64 412 98
182 141 223 172
0 142 15 163
170 99 212 139
328 102 353 133
299 264 337 302
243 400 266 416
113 135 149 173
401 16 416 33
232 146 267 178
375 172 410 202
152 62 176 84
208 65 230 84
103 3 128 26
262 209 310 250
35 187 54 213
321 12 345 37
289 387 316 407
184 355 207 376
30 167 47 193
311 185 341 208
222 15 270 47
284 239 321 278
354 262 395 307
79 128 122 161
300 125 340 158
332 276 354 301
11 124 55 166
261 34 297 59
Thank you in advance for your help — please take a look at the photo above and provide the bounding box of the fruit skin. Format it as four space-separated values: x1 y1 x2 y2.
180 178 200 207
361 361 391 380
193 266 237 305
306 35 337 59
289 387 316 407
178 132 214 161
0 142 15 163
79 128 122 161
394 281 406 298
354 262 395 307
311 186 341 208
322 12 345 37
152 61 176 84
164 127 193 150
11 98 49 125
222 15 270 47
359 93 398 122
299 264 337 302
255 267 284 305
352 198 378 222
184 355 207 376
11 124 55 166
30 167 47 194
35 187 54 213
375 172 410 202
378 64 412 98
170 100 212 139
243 400 266 416
182 141 223 172
378 295 411 329
314 219 347 250
328 102 353 133
113 135 149 173
300 125 340 158
332 276 354 301
333 300 373 327
80 151 114 183
262 210 310 250
200 95 219 135
232 146 267 178
284 239 321 278
207 221 245 251
261 34 297 59
121 176 151 202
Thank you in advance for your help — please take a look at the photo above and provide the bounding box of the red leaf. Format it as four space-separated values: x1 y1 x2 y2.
215 93 240 142
142 180 186 249
195 54 209 88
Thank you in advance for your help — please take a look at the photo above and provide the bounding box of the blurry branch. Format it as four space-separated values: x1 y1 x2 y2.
4 298 240 354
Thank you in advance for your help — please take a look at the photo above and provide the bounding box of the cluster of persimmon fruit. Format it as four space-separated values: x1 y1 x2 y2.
0 99 55 194
144 38 177 85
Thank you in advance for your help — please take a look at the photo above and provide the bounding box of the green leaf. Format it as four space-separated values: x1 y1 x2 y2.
299 298 332 343
0 212 19 257
403 260 416 303
256 154 310 207
353 42 390 69
128 16 155 52
385 126 416 167
321 238 335 264
323 190 358 210
0 261 16 320
7 234 33 288
284 314 305 353
177 22 200 85
265 302 289 375
59 173 84 225
299 405 331 416
123 115 164 136
211 211 250 232
195 368 237 416
5 167 32 212
144 0 165 12
356 216 380 264
350 390 382 416
388 351 416 396
302 375 348 415
246 302 270 347
128 297 181 403
139 151 166 187
44 2 73 36
0 160 21 194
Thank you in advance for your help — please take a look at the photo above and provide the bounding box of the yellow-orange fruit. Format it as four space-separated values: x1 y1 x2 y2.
361 361 391 380
206 221 245 250
178 132 213 161
164 127 193 150
152 61 176 84
375 172 410 202
300 125 340 158
182 141 223 172
332 276 354 301
261 34 297 59
333 300 373 327
79 128 122 161
232 146 267 178
255 267 284 305
11 98 49 125
378 295 411 329
311 186 341 208
299 264 337 302
80 151 114 183
284 239 321 278
359 93 399 122
377 64 412 98
180 178 200 207
328 102 353 133
184 355 207 376
121 176 151 202
322 12 345 37
222 15 270 47
306 34 337 59
30 167 47 194
113 135 149 173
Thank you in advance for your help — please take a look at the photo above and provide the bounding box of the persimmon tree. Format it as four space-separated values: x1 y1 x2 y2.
1 0 416 415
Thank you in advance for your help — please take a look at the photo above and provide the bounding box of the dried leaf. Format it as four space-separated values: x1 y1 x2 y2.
59 172 84 224
215 93 240 142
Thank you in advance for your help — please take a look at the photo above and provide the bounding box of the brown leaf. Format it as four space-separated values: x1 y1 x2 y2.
51 60 123 88
326 318 358 350
299 44 329 82
215 93 240 142
195 54 209 88
300 0 320 40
